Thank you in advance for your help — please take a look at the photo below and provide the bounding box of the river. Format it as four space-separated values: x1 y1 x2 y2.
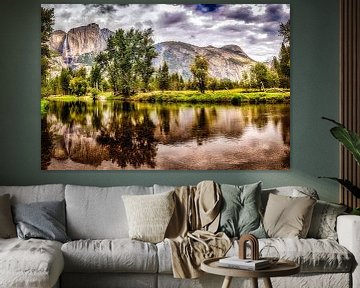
41 100 290 170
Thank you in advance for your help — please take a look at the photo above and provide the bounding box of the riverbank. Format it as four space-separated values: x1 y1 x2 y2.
131 89 290 104
43 89 290 105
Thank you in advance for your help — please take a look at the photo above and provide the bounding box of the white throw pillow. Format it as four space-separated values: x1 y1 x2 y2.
122 191 175 243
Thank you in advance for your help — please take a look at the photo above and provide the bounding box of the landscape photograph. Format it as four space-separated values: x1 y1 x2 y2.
41 4 291 170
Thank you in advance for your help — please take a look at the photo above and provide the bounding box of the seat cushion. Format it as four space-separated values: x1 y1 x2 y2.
157 238 354 274
62 239 158 273
65 185 153 239
0 238 64 288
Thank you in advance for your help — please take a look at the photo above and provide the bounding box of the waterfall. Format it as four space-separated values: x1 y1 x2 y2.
63 34 71 65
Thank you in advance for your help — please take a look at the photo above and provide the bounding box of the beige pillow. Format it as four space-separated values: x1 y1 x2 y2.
122 191 175 243
263 193 316 238
0 194 17 238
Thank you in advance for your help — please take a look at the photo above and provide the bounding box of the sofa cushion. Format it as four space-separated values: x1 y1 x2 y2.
307 200 347 240
61 239 158 273
0 184 65 204
261 186 319 213
65 185 153 239
122 191 175 243
0 238 64 288
218 182 266 238
12 200 70 243
158 237 353 274
263 194 316 238
0 194 16 238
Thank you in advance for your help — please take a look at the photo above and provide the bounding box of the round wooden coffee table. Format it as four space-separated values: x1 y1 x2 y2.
201 257 300 288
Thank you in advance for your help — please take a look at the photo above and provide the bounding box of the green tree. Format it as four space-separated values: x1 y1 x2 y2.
41 7 54 86
277 20 291 88
279 19 290 44
74 67 87 79
208 78 218 92
89 64 102 90
251 63 272 90
240 71 250 90
69 77 88 96
60 68 72 95
158 62 170 91
279 43 290 88
96 28 157 97
190 55 209 93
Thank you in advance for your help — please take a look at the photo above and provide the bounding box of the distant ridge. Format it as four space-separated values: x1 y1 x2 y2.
49 23 256 80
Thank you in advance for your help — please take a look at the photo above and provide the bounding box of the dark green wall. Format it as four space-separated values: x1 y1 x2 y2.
0 0 340 202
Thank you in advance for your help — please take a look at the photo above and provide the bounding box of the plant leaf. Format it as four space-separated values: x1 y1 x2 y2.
322 117 360 165
319 177 360 198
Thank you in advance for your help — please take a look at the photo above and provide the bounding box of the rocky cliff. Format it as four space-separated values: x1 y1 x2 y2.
49 23 113 67
48 23 255 80
154 41 255 80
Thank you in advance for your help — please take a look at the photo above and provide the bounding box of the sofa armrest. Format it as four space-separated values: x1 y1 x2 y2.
337 215 360 288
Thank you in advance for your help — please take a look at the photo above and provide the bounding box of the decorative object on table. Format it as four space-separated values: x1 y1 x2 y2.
216 233 271 271
238 234 259 260
320 117 360 211
218 257 271 270
259 245 280 265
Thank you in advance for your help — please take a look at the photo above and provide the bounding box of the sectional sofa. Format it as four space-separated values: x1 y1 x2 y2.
0 183 359 288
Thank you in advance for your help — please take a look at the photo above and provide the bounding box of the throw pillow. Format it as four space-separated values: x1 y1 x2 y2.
263 193 316 238
0 194 16 238
12 200 70 243
122 191 175 243
307 200 347 240
218 182 266 238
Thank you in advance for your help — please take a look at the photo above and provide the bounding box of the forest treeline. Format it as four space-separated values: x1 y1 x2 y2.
41 8 290 98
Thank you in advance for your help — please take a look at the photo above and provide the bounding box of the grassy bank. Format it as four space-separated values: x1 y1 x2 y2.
43 89 290 105
132 89 290 104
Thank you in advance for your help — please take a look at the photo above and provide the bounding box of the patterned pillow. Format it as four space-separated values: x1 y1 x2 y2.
307 200 347 240
122 191 175 243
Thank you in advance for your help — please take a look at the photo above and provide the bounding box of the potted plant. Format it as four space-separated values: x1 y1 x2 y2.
320 117 360 215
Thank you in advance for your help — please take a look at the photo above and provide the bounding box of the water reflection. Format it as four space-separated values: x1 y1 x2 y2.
41 100 290 170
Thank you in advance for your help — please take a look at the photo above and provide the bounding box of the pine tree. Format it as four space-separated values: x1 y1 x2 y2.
158 62 170 91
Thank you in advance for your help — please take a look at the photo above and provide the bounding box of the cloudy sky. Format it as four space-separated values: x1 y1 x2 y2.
42 4 290 61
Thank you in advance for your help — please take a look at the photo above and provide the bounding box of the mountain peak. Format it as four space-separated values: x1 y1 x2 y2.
221 45 245 54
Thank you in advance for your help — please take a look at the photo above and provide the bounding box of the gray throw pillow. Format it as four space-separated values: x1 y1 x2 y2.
218 182 266 238
0 194 16 238
12 200 70 243
307 200 347 240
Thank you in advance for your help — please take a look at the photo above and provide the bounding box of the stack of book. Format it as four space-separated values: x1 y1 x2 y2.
218 257 271 270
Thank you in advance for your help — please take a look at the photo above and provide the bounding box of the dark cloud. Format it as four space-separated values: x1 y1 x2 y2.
195 4 222 13
59 11 71 20
222 7 259 23
85 4 119 14
158 11 188 27
263 4 286 22
262 23 279 36
220 24 243 33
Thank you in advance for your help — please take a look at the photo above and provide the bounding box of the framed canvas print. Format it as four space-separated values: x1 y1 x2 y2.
41 4 290 170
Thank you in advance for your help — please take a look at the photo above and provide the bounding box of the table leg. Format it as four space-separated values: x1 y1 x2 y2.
263 277 273 288
221 276 233 288
251 278 258 288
